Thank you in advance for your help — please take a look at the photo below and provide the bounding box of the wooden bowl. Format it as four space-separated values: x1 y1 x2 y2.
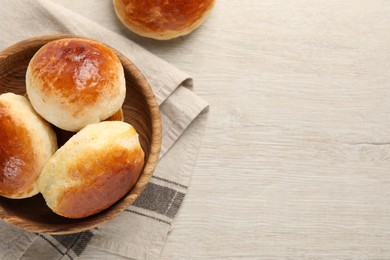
0 35 162 234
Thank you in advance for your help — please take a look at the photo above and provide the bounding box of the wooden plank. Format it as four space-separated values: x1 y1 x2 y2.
51 0 390 258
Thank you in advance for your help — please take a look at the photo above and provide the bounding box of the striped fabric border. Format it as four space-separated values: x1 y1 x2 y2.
132 182 186 218
39 231 95 259
31 176 187 258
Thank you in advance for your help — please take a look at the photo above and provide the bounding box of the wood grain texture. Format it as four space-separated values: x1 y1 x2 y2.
0 35 162 234
50 0 390 258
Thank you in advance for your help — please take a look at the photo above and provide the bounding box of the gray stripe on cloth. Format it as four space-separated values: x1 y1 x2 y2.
39 234 67 254
166 192 186 219
19 231 95 259
132 182 186 219
21 230 94 260
51 230 94 256
22 181 184 258
152 175 188 189
124 209 171 225
20 234 68 260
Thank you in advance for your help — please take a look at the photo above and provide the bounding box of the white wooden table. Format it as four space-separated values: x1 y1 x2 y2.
52 1 390 258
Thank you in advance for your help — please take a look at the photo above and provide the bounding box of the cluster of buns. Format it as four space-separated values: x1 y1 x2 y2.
0 38 144 219
113 0 215 40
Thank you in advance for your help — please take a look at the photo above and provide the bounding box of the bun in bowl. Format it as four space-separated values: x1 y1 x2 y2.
0 93 57 199
38 121 145 219
26 38 126 132
113 0 215 40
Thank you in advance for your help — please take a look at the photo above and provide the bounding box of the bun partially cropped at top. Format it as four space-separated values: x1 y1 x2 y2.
0 93 57 199
26 38 126 132
38 121 145 218
113 0 215 40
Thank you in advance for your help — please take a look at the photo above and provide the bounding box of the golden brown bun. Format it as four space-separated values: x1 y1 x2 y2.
0 93 57 199
38 121 144 218
113 0 215 40
26 38 126 132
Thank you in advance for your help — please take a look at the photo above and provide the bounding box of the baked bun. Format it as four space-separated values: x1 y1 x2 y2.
113 0 215 40
26 38 126 132
38 121 144 218
0 93 57 199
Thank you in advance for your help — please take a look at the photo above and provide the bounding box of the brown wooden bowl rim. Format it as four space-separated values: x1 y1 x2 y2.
0 34 162 234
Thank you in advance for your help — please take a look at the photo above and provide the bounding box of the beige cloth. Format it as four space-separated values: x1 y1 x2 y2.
0 0 208 259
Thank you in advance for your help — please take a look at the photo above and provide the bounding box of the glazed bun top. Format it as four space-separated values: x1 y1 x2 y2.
26 38 126 132
113 0 215 40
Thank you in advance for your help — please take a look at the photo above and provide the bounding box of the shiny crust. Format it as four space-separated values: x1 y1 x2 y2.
57 145 143 218
113 0 215 40
26 38 126 131
0 93 57 199
38 121 144 218
0 102 35 198
28 38 119 106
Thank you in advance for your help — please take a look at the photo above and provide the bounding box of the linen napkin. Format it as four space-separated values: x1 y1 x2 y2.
0 0 208 259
